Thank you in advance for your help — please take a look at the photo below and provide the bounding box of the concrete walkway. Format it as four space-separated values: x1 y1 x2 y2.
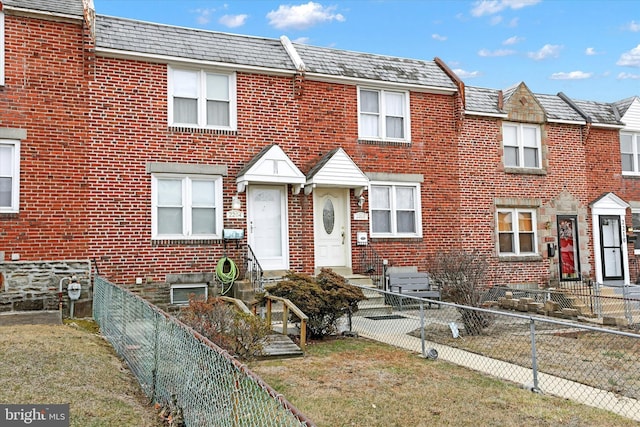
350 312 640 422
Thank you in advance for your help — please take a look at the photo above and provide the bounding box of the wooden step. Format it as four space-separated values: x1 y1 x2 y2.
258 333 303 359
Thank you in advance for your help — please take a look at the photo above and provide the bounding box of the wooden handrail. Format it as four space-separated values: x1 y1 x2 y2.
264 295 308 352
218 296 252 314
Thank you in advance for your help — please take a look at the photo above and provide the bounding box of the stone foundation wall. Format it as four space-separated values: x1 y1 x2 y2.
0 260 92 317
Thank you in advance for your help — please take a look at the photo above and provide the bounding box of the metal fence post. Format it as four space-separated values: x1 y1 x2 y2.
420 302 426 358
529 318 540 392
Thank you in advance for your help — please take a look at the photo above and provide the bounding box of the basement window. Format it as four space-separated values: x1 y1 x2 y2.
170 284 208 305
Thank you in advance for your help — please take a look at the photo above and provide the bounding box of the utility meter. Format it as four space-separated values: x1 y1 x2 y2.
67 277 82 301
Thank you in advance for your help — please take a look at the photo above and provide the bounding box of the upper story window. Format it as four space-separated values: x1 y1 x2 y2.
502 122 541 169
168 67 237 130
370 182 421 238
358 88 410 142
621 132 640 175
0 139 20 213
151 174 223 240
497 208 537 256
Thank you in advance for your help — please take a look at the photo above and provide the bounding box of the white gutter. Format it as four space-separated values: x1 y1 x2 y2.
464 110 508 118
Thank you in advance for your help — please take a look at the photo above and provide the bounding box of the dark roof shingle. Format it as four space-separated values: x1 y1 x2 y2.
2 0 84 17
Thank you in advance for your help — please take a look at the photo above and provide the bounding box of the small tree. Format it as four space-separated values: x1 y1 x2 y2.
266 268 366 339
427 250 492 336
179 297 271 360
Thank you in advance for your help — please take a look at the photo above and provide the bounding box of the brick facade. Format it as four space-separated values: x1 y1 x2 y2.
1 2 638 313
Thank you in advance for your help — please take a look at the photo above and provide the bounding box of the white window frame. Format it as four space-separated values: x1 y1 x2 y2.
168 66 237 130
621 132 640 175
151 173 223 240
0 11 5 86
502 122 541 169
369 182 422 238
0 139 20 213
170 284 208 305
497 208 538 256
357 87 410 142
632 208 640 255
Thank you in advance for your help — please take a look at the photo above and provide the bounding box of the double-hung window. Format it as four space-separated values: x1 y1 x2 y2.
497 208 537 255
0 139 20 213
169 67 236 130
621 132 640 175
502 122 541 168
370 183 421 237
152 174 223 240
359 88 409 141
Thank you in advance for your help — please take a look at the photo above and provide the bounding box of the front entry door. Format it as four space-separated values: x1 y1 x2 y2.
248 185 288 271
600 215 624 280
314 188 349 268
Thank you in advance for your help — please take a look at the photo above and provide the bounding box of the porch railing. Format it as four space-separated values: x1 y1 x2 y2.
244 244 264 293
354 244 387 290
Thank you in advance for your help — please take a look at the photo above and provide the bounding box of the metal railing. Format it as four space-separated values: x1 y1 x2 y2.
93 276 314 426
351 285 640 422
244 244 264 293
354 244 387 289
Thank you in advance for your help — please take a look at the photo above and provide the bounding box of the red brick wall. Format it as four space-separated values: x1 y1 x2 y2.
0 14 90 260
458 115 593 286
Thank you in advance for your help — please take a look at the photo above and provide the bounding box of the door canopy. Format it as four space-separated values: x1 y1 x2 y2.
236 144 306 194
304 148 369 196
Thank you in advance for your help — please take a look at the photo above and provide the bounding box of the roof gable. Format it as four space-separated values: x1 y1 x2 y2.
618 97 640 131
305 148 369 195
502 82 545 123
236 145 305 193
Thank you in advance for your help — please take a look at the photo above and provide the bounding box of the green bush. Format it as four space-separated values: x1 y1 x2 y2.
266 268 366 339
179 297 271 360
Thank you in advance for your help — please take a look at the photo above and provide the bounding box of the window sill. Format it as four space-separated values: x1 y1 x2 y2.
358 138 411 147
168 126 237 136
504 167 546 176
152 238 222 246
498 254 542 262
370 235 423 242
622 173 640 179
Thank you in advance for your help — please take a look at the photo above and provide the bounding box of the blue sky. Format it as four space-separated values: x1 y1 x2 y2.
94 0 640 102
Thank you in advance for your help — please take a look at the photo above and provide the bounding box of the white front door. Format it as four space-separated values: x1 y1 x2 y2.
248 185 288 271
314 188 349 268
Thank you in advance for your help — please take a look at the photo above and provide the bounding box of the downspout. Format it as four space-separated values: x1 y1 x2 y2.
558 92 592 144
434 57 465 132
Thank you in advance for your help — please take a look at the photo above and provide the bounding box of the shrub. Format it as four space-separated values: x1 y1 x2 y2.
427 250 492 336
266 268 366 339
179 297 271 360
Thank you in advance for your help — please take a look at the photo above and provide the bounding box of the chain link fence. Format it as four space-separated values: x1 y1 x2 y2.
93 276 314 427
351 286 640 422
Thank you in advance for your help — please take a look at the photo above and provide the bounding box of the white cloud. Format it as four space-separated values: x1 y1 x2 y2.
617 44 640 67
266 2 345 30
453 68 481 78
292 36 310 44
618 72 640 80
507 17 519 27
549 71 593 80
471 0 540 17
490 15 503 25
626 20 640 32
527 44 562 60
432 33 447 41
218 14 248 28
192 8 215 25
585 47 598 56
478 48 516 57
502 36 523 45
